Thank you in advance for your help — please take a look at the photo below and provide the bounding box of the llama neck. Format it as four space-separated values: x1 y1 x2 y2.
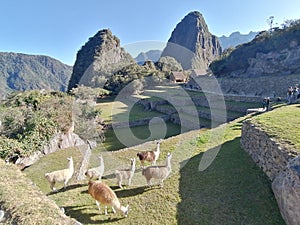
156 142 160 153
130 161 136 172
166 156 171 169
68 159 74 172
99 157 104 166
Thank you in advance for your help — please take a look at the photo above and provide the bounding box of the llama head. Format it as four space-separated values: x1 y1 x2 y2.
67 156 73 162
98 155 104 164
156 139 162 145
130 158 136 166
122 204 129 217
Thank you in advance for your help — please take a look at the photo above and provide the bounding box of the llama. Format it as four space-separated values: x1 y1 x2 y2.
115 158 136 189
45 156 74 191
85 155 105 180
88 180 129 217
142 153 172 188
137 139 162 167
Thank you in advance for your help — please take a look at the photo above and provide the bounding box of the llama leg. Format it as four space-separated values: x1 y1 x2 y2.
118 177 123 189
128 178 132 186
50 182 56 191
160 179 164 188
64 179 69 189
146 178 152 187
112 206 116 214
104 206 108 215
95 200 101 212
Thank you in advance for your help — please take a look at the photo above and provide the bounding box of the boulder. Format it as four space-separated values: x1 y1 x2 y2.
272 156 300 225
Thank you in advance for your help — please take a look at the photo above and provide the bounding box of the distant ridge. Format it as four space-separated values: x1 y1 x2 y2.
135 50 162 65
0 52 72 98
219 31 259 49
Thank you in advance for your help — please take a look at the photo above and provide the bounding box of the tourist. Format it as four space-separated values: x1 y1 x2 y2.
286 86 293 104
263 97 270 111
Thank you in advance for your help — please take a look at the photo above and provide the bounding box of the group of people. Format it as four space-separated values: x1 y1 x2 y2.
262 97 271 111
286 85 300 104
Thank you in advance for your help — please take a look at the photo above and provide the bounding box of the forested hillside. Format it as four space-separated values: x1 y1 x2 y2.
0 52 72 98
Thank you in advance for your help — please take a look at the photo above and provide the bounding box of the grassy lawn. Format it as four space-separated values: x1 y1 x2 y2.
97 100 164 124
102 122 182 151
23 114 284 225
250 103 300 152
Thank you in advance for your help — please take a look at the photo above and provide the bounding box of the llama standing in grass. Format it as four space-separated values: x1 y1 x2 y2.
88 180 129 217
85 155 105 180
142 153 172 188
115 158 136 189
45 156 74 191
137 139 162 167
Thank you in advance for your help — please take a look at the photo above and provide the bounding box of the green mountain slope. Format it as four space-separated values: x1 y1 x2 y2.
0 52 72 98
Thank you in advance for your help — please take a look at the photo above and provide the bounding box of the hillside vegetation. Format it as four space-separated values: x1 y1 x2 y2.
210 19 300 76
0 88 108 161
0 52 72 98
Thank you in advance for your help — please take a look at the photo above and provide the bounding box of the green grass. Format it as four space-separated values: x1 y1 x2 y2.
97 100 164 124
102 122 182 151
23 115 284 225
250 103 300 152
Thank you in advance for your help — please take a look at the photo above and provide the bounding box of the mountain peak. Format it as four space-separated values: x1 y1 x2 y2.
68 29 134 90
161 11 222 70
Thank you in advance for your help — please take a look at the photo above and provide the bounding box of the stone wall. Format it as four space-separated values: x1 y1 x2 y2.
107 115 170 129
189 74 300 98
240 119 300 225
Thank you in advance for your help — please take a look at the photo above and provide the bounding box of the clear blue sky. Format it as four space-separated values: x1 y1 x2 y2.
1 0 299 65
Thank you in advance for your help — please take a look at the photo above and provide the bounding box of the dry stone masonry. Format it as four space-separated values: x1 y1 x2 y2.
241 119 300 225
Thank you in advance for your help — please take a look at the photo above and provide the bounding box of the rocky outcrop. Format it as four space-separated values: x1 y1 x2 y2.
241 119 300 225
272 156 300 225
210 24 300 78
68 29 135 90
15 123 85 168
161 11 222 70
156 56 183 72
187 73 300 97
246 46 300 77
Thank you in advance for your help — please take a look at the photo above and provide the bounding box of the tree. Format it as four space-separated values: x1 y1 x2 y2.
267 16 275 31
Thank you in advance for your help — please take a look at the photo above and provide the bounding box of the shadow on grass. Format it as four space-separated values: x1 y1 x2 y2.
176 137 284 225
63 204 126 224
46 183 86 196
114 185 154 198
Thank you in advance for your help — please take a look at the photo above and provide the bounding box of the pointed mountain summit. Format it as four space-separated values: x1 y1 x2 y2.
161 11 222 72
68 29 135 90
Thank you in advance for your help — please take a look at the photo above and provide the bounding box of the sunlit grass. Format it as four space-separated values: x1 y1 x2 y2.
24 115 284 225
251 103 300 152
